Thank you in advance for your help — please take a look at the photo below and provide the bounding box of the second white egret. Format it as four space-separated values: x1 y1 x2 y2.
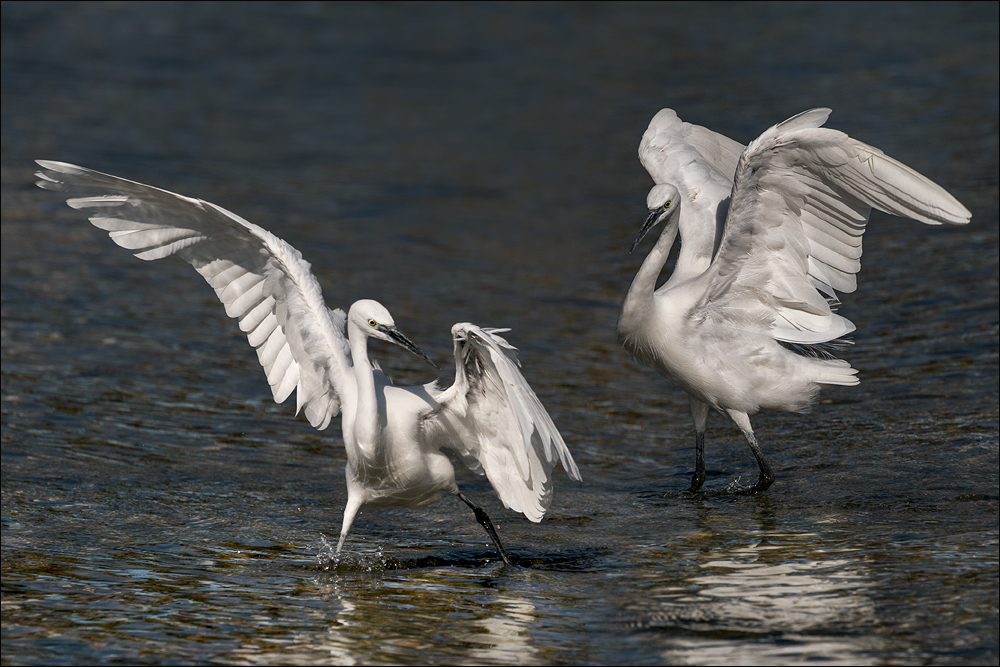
618 109 971 493
36 160 581 564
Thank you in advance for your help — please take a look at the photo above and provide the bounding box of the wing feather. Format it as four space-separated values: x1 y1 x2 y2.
431 324 580 522
639 108 744 187
700 110 971 346
35 160 352 430
638 109 746 273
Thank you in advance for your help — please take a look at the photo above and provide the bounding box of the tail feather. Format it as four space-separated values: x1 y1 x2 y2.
814 358 860 387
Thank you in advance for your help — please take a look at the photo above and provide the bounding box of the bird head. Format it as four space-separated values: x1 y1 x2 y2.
349 299 438 369
632 183 680 253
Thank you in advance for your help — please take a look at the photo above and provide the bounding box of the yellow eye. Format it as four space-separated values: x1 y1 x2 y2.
663 202 671 210
367 318 377 327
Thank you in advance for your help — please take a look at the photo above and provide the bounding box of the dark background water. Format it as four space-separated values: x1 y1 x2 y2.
3 2 997 664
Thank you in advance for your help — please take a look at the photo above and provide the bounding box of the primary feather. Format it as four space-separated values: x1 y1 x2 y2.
36 160 349 429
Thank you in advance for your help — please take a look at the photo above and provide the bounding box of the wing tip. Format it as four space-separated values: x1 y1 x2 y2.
776 108 832 132
34 159 87 178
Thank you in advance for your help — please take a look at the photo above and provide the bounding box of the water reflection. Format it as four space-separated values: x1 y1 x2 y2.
665 635 881 666
632 534 882 665
691 550 871 631
464 594 538 664
225 598 359 665
225 569 541 665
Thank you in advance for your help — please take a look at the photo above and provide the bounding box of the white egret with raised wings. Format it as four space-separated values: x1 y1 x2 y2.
36 160 580 564
618 109 970 493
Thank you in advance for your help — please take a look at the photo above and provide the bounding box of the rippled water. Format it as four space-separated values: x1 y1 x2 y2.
3 2 998 665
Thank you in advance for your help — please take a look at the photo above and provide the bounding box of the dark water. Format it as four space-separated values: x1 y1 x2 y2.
2 2 997 664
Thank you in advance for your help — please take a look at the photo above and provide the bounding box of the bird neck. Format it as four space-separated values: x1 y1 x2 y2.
618 217 678 355
347 323 384 454
672 209 718 285
624 217 678 309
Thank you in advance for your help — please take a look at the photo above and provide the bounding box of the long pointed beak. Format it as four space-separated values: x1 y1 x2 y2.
631 208 670 253
385 326 439 370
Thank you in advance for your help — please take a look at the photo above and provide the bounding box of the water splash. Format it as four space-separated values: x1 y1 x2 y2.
315 534 388 573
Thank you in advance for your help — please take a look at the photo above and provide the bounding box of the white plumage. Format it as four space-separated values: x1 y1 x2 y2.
619 109 970 492
36 161 580 563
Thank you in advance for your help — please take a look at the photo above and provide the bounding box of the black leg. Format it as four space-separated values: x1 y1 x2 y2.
725 409 775 494
689 397 709 491
456 491 512 566
745 433 775 493
689 430 706 492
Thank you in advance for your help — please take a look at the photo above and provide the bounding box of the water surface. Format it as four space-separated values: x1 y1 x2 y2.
2 2 998 664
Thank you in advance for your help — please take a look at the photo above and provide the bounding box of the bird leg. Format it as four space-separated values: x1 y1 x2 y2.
744 432 775 493
691 431 706 492
727 410 775 493
689 398 709 491
456 491 512 566
336 493 364 554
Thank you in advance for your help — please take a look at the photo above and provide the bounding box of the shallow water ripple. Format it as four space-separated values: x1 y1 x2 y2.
3 2 998 665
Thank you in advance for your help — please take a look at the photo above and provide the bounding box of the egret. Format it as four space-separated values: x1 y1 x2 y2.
618 109 971 493
36 160 581 564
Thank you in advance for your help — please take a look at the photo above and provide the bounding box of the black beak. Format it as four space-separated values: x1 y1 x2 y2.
631 208 669 253
385 326 439 370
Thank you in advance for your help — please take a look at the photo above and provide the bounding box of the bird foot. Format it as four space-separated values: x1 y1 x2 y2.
688 473 706 492
725 475 773 495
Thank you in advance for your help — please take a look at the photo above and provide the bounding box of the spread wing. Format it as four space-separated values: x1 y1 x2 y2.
639 108 744 187
35 160 352 429
638 108 745 260
428 324 580 522
699 109 971 345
